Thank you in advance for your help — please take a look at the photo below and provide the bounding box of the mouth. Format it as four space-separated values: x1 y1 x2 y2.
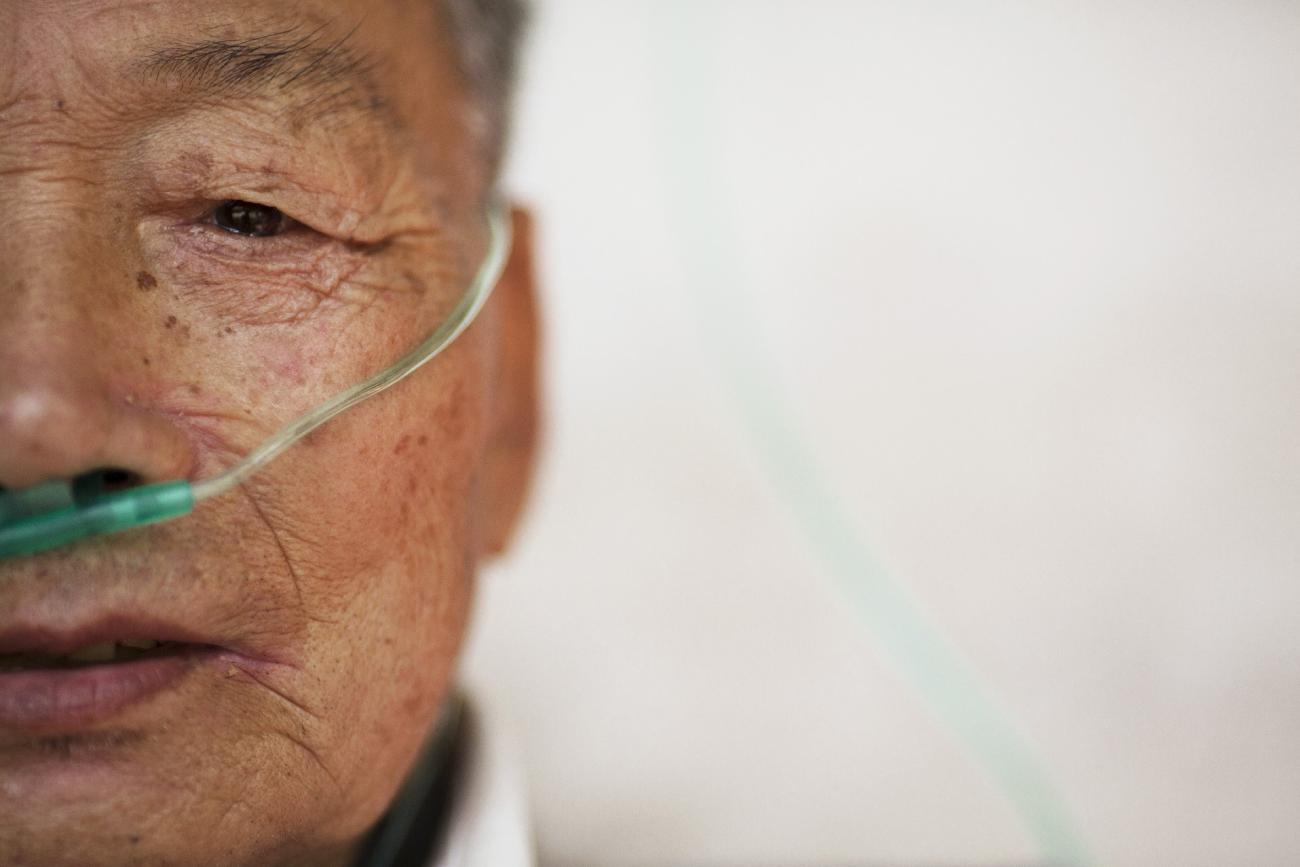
0 639 204 672
0 623 230 733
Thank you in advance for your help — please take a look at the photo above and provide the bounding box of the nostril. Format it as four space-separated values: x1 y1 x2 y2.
99 468 140 491
71 468 146 503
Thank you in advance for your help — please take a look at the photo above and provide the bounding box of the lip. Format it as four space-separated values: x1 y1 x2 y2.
0 648 212 731
0 613 282 733
0 614 215 656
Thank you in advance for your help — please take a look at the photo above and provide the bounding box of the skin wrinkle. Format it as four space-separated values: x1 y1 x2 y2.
0 2 538 866
146 402 260 482
131 117 405 254
137 21 397 134
167 239 439 353
136 118 440 247
238 471 393 639
164 240 369 327
20 40 145 129
241 483 310 615
279 727 342 791
205 779 251 841
328 282 387 344
1 167 102 187
229 662 324 723
235 481 350 632
133 152 453 332
183 143 360 202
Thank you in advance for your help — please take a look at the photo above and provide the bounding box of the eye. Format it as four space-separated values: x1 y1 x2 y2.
212 200 289 238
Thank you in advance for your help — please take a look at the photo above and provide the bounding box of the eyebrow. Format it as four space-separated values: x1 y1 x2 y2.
137 24 390 123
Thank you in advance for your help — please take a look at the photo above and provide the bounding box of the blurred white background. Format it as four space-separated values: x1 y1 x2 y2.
462 1 1300 865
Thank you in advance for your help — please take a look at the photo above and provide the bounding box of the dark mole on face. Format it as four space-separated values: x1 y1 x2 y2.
165 315 178 329
137 271 158 291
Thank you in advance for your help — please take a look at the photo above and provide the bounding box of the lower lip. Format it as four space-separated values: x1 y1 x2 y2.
0 649 212 731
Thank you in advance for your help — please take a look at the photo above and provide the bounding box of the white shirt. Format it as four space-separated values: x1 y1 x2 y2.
430 696 535 867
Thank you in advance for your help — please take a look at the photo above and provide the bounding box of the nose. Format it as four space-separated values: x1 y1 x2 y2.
0 113 196 496
0 302 195 494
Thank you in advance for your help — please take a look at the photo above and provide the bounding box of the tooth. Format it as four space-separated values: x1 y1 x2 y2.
118 639 159 651
66 642 116 663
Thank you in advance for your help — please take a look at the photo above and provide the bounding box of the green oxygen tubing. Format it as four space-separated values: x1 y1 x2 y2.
0 202 512 560
649 3 1094 865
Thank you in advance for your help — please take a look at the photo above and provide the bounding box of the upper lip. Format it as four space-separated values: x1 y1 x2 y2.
0 613 220 657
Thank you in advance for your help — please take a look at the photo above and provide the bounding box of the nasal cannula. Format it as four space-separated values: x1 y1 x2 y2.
0 201 511 560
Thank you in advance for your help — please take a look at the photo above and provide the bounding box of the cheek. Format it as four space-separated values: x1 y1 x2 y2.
264 356 487 673
187 358 490 847
279 370 486 835
294 371 483 578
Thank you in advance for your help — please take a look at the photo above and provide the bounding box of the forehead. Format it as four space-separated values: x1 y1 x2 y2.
0 0 462 145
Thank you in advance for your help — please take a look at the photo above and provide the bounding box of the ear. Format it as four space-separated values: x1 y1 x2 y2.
479 205 541 558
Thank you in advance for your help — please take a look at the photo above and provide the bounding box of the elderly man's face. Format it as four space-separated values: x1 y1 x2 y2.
0 1 537 865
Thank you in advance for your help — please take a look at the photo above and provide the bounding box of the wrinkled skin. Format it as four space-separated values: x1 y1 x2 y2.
0 1 539 865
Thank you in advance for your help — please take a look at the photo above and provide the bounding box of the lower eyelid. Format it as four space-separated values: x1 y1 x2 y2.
183 220 322 256
146 239 377 326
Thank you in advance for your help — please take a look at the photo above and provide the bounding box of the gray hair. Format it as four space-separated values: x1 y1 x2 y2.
439 0 529 175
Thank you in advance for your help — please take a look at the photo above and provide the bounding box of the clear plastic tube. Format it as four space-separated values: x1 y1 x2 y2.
0 201 511 560
193 200 511 502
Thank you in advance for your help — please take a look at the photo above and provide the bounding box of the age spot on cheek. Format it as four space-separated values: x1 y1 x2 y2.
136 271 158 291
163 315 193 339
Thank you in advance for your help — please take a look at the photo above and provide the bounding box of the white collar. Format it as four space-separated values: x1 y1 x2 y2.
430 694 535 867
